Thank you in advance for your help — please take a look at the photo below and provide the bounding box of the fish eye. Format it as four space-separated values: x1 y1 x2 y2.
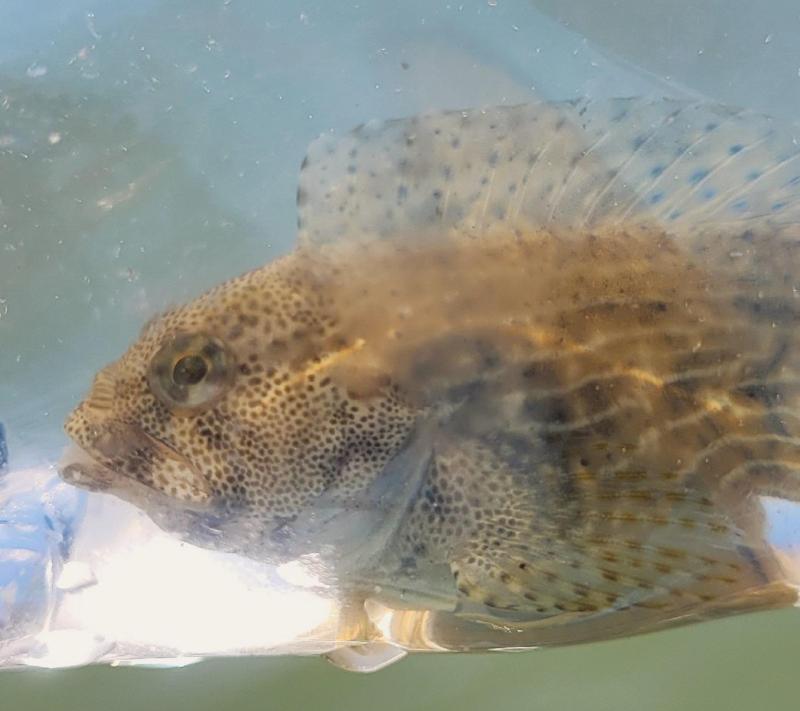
172 354 209 386
147 333 234 413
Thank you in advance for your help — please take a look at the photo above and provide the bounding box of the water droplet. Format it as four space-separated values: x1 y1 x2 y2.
25 63 47 78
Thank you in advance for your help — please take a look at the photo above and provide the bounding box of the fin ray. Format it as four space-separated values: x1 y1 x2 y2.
297 99 800 247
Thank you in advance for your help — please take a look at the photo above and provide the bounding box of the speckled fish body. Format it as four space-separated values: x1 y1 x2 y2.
60 99 800 660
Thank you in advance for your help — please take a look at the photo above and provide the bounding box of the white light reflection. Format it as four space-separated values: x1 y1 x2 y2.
53 494 340 660
276 557 326 588
21 629 113 669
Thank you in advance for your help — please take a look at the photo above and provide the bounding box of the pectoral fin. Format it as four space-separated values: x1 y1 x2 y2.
430 423 797 640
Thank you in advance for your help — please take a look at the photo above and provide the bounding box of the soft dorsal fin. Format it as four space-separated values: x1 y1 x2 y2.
297 99 800 246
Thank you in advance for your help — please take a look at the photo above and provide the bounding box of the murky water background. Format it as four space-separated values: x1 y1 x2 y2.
1 0 798 707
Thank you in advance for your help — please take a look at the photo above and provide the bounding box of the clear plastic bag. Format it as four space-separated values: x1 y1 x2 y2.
2 0 800 676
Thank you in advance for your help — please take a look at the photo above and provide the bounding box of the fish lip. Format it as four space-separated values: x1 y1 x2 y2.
59 420 212 507
58 441 118 492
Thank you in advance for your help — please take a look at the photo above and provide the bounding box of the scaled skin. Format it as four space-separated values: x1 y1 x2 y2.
62 222 800 649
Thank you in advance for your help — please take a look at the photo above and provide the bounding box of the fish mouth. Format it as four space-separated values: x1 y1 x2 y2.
59 441 120 492
59 417 212 507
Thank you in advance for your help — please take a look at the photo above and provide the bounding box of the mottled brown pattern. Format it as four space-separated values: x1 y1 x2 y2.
60 94 800 652
61 221 800 649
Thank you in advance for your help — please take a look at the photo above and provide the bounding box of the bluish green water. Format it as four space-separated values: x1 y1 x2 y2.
4 611 800 711
1 0 798 707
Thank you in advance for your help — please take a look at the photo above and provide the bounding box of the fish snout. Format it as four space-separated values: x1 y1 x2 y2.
61 407 212 506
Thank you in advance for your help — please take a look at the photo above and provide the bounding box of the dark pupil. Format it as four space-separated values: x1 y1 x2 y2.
172 354 208 386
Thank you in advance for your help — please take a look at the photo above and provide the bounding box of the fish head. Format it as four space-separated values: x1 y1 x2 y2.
60 254 419 559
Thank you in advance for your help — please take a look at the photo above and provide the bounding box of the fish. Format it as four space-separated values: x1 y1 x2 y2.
59 98 800 671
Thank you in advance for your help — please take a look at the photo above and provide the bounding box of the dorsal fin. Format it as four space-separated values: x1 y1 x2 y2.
297 99 800 247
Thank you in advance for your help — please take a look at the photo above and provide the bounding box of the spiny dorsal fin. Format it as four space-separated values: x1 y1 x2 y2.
297 99 800 247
